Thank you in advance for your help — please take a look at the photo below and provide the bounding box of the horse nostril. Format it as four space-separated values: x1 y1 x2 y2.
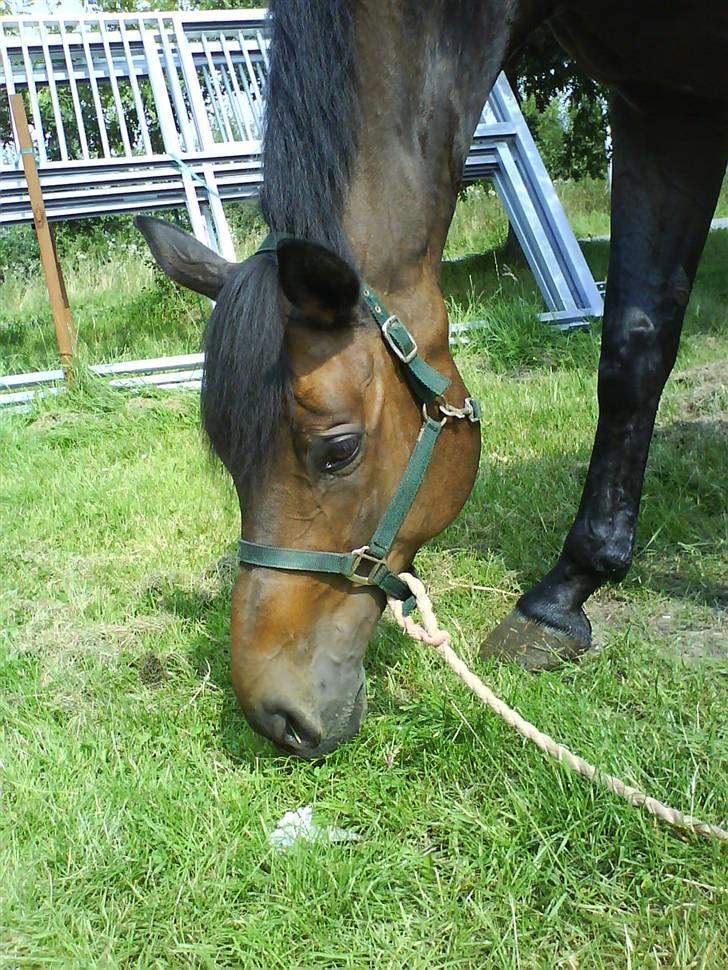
264 703 323 752
282 715 321 751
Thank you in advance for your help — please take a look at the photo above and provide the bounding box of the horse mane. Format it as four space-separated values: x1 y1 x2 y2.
260 0 359 258
201 0 360 482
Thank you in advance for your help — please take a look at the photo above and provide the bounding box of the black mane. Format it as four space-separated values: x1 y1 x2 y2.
202 0 360 482
260 0 359 257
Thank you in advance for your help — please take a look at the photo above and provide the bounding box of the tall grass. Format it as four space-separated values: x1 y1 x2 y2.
1 182 727 966
3 177 728 376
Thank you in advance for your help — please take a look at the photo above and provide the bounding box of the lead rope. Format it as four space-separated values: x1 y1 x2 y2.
387 572 728 843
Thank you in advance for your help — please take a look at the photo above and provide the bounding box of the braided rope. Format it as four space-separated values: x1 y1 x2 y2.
388 572 728 843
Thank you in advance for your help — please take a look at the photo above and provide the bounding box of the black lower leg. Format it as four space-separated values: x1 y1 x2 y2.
483 90 728 668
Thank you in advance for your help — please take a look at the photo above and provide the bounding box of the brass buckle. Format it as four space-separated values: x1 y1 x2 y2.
382 315 418 364
348 546 387 585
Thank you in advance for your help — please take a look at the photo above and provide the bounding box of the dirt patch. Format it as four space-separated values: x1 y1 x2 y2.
588 590 728 662
30 410 84 432
138 651 167 687
666 358 728 419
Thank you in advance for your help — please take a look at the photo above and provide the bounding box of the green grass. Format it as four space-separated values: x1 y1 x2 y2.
1 193 727 968
0 207 269 375
444 177 728 259
2 178 728 374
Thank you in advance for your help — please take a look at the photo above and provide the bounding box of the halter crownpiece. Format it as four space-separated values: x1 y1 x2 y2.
237 234 481 615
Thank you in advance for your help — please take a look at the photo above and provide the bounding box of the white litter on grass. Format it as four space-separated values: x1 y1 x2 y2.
269 806 361 849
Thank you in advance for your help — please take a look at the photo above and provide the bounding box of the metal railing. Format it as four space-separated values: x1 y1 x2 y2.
1 10 271 257
0 8 604 410
1 10 603 328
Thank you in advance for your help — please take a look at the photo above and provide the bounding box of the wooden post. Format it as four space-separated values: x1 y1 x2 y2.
10 93 77 376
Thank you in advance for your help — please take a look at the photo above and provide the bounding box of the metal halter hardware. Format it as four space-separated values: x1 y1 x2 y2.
237 234 481 615
381 314 417 363
348 547 389 586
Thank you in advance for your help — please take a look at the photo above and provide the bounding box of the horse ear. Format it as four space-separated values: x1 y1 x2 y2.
276 239 360 328
134 215 235 300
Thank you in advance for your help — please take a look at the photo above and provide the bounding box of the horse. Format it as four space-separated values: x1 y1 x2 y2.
137 0 728 758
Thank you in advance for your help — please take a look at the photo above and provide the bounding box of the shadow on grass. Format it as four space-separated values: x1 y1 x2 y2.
442 238 609 319
645 572 728 609
442 232 727 345
443 241 547 315
431 412 728 615
142 565 263 762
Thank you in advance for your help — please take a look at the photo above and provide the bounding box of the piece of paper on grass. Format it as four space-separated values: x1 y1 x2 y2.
269 806 361 849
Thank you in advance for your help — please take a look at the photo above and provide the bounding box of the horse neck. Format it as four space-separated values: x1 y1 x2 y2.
342 0 543 347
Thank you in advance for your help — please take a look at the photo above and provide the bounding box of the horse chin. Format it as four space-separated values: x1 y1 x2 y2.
230 573 380 757
237 650 369 758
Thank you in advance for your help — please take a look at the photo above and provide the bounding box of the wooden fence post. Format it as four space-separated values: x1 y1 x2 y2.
9 93 77 376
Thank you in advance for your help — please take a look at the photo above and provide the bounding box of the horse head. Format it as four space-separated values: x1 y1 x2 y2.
136 216 481 756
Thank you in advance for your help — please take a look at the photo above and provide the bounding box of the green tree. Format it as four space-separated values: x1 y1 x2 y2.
507 23 609 180
0 1 31 13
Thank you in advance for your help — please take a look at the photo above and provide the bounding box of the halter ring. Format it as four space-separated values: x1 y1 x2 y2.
348 546 388 585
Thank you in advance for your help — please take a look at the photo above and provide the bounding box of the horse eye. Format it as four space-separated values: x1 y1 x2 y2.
314 432 362 473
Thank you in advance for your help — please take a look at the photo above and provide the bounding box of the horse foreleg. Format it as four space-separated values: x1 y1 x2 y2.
482 91 728 670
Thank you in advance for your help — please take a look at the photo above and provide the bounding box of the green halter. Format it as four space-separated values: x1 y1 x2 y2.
237 234 481 615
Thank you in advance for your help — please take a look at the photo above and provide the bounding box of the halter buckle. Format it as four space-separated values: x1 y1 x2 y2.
465 397 482 422
349 546 388 585
382 315 418 364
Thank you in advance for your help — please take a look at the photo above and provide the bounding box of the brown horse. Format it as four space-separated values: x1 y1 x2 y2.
138 0 728 757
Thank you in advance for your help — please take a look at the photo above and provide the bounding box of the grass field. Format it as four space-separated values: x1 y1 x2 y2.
1 184 727 967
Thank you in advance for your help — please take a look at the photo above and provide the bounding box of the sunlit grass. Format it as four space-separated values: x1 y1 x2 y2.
1 189 727 968
3 177 728 375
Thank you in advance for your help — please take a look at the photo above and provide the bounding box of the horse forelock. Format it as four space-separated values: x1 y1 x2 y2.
202 0 363 482
201 253 290 484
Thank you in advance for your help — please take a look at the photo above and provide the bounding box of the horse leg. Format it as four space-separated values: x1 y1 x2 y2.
482 91 728 670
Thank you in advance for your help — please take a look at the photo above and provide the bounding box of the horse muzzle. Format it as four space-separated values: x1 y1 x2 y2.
242 665 367 758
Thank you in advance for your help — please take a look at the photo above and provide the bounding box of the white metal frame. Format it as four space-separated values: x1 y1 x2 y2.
0 354 204 411
1 10 270 259
0 9 603 410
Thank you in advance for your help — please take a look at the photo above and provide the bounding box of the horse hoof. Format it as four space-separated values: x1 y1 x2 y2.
480 608 590 671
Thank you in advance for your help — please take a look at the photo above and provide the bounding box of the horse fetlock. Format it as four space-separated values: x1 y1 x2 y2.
564 524 635 586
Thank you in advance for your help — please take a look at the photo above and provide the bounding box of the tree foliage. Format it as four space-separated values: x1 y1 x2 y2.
0 1 28 14
507 22 610 180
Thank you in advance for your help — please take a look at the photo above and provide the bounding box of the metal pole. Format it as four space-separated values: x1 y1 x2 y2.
9 93 77 377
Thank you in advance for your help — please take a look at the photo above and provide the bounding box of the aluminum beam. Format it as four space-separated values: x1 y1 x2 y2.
0 8 602 328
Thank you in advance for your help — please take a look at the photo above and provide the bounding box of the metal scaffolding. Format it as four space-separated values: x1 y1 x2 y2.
0 10 605 409
0 9 602 326
0 10 272 259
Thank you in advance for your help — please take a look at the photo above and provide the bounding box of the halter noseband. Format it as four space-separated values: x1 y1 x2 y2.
236 234 481 615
